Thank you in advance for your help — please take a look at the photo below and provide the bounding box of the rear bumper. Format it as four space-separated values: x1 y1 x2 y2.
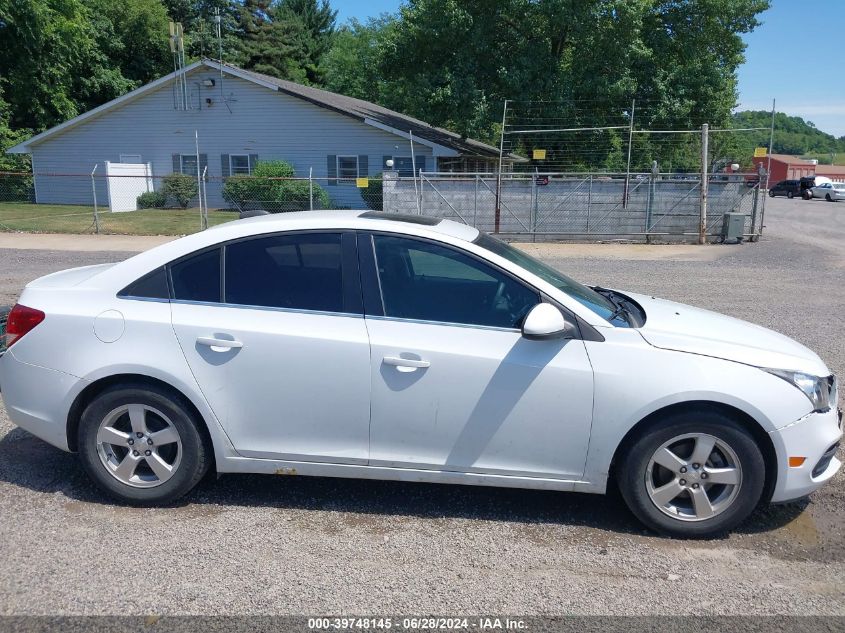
0 350 85 452
770 407 842 503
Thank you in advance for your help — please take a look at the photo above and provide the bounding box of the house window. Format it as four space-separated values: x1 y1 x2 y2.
180 154 199 178
120 154 142 164
393 157 414 177
230 154 251 175
337 156 359 182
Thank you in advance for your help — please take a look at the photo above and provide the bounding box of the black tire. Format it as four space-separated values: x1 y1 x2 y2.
787 191 794 199
826 194 833 202
616 409 765 538
768 190 775 197
78 384 211 505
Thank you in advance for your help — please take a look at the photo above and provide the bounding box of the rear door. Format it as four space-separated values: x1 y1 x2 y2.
170 231 371 463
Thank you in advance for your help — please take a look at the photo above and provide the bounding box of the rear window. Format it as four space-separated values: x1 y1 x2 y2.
170 248 221 303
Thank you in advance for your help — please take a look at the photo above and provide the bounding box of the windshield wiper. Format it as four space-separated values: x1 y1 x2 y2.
592 286 632 325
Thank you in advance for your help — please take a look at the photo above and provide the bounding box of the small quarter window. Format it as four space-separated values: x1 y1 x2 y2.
170 248 221 302
118 267 169 299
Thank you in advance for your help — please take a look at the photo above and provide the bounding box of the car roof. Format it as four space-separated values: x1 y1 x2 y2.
93 210 481 290
210 209 479 242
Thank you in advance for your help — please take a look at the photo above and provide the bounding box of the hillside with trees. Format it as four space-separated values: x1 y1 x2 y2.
732 110 845 162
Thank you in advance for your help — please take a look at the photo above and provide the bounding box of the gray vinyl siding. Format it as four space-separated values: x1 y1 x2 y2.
28 68 435 209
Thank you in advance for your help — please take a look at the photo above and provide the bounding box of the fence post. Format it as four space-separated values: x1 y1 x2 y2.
699 123 709 245
90 165 100 234
586 174 592 233
200 165 208 230
495 100 509 233
623 99 635 209
309 167 313 210
474 174 479 228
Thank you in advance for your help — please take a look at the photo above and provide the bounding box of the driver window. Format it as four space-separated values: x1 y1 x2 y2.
372 234 539 328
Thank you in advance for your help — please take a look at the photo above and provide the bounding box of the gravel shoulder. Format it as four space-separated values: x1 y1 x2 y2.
0 196 842 615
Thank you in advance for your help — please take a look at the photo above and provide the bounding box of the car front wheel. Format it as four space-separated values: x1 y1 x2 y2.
826 194 833 202
787 191 794 199
768 190 775 197
617 410 765 537
78 384 211 505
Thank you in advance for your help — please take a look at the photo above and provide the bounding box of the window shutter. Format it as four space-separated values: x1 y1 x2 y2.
416 156 426 173
327 154 337 185
358 155 368 177
383 155 392 169
221 154 230 178
172 154 180 174
249 154 259 173
199 154 208 179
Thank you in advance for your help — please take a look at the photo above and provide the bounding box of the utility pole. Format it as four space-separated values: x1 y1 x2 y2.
699 123 709 245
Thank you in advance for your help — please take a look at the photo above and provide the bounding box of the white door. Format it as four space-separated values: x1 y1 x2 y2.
170 232 371 463
363 234 594 479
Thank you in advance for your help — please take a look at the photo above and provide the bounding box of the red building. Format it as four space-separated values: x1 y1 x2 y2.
752 154 816 182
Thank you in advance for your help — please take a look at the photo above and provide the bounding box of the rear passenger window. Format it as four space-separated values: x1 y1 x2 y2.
224 233 344 312
170 248 221 302
119 267 169 299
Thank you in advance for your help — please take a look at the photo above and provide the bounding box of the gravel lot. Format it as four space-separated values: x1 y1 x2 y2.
0 196 842 616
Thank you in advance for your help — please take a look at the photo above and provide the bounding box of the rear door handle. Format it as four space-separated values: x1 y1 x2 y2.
383 356 430 371
197 336 243 351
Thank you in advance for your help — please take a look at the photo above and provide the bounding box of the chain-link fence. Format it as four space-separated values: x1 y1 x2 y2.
0 169 761 240
383 172 763 241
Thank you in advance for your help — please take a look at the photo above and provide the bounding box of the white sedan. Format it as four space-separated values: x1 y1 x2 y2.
0 211 840 537
810 181 845 201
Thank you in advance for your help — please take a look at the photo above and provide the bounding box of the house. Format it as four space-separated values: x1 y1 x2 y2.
7 59 509 209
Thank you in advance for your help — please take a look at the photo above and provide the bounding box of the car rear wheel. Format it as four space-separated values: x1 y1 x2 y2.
787 191 794 199
78 384 210 505
617 410 765 537
768 190 775 197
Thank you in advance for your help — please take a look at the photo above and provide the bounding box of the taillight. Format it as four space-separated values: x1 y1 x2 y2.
5 304 45 348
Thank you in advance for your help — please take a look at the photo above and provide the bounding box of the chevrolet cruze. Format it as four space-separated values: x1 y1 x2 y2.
0 211 840 537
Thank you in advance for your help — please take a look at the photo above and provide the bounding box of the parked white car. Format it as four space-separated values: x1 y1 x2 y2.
810 181 845 201
0 211 840 537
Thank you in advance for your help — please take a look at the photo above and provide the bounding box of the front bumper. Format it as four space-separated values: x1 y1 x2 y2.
769 406 842 503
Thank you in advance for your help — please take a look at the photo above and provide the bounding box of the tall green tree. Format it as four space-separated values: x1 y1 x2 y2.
277 0 336 83
84 0 172 85
375 0 768 168
323 15 395 100
0 0 134 130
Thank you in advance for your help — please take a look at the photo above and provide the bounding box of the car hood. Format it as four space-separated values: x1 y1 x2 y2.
624 291 830 376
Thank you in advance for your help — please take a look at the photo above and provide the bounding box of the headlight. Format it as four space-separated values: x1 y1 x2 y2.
765 369 835 412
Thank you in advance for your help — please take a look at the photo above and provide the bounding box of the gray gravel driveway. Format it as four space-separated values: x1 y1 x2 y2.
0 196 842 615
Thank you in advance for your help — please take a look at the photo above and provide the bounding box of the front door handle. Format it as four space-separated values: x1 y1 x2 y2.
383 356 430 371
197 336 243 351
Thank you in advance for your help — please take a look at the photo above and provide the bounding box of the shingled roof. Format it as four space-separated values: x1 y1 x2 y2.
223 61 508 160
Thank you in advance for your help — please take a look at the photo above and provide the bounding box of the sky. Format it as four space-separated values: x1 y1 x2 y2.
334 0 845 138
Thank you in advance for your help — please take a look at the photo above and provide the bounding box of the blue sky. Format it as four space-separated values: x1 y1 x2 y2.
334 0 845 137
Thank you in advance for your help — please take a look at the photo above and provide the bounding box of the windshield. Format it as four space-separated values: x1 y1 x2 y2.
473 233 619 321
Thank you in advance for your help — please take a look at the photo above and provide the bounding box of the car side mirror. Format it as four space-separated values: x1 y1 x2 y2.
521 303 573 340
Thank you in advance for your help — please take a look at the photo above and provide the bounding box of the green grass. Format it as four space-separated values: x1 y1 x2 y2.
0 202 239 236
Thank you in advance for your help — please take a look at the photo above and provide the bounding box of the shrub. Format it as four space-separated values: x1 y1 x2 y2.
360 172 383 211
137 190 167 209
161 172 197 208
222 160 331 212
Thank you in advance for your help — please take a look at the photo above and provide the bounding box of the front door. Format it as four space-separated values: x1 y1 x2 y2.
362 233 594 479
170 231 371 464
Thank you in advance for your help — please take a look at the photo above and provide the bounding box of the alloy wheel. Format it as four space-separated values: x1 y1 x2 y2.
95 404 182 488
645 432 742 522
